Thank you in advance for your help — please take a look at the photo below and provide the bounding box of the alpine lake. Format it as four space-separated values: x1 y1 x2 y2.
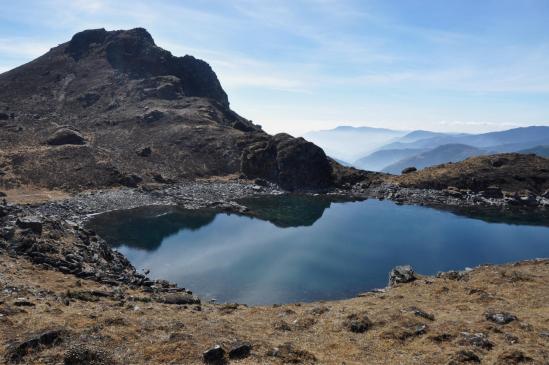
87 195 549 305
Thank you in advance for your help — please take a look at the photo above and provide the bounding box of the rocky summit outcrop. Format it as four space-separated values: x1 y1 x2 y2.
0 27 354 192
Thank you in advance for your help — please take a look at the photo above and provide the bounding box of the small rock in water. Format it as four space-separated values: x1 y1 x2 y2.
203 345 225 363
485 311 517 325
228 341 252 359
389 265 417 286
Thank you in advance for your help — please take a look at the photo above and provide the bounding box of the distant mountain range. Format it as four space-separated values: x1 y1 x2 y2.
304 125 549 174
303 126 407 162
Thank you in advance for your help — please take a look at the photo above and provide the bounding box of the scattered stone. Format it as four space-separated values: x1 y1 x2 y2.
0 191 6 197
308 306 330 316
482 185 503 199
47 128 86 145
458 332 494 350
496 350 533 364
203 345 225 364
254 178 268 187
268 343 316 364
389 265 417 286
539 331 549 338
401 167 417 174
137 146 152 157
430 333 454 343
504 333 519 344
64 344 115 365
485 311 517 325
119 174 142 188
161 293 200 305
408 307 435 321
344 312 372 333
13 298 35 307
77 92 101 107
143 110 164 123
491 157 508 167
6 329 65 363
228 342 251 359
449 350 481 364
16 216 43 234
0 112 9 120
436 270 468 281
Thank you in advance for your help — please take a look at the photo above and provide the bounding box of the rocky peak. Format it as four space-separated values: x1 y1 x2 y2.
63 27 229 107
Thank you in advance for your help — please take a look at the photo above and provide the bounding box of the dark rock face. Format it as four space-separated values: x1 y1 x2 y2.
241 133 333 191
47 128 86 146
389 265 417 286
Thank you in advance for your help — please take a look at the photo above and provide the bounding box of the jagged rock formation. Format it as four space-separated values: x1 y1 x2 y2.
0 28 351 191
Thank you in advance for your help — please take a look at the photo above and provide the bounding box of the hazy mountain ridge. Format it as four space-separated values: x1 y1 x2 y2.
303 126 407 162
382 144 488 174
306 125 549 174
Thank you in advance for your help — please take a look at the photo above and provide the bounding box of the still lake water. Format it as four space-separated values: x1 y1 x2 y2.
88 196 549 305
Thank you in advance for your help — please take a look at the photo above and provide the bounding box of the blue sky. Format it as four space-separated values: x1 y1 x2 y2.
1 0 548 135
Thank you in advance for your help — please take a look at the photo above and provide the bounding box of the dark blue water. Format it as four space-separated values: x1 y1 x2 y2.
88 197 549 305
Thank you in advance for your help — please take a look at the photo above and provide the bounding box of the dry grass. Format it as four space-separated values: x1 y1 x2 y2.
1 256 548 364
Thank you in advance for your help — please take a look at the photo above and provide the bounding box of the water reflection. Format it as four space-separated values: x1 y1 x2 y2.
87 197 549 305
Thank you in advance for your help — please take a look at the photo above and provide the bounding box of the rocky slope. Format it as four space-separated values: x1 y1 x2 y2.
392 153 549 194
0 28 360 192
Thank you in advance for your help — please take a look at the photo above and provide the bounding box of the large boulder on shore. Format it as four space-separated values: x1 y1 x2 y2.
241 133 333 191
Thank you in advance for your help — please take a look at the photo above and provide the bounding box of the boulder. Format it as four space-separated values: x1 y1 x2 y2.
458 332 494 350
119 174 142 188
137 146 152 157
47 128 86 146
203 345 225 364
482 185 503 199
161 293 200 305
143 110 164 123
0 112 9 120
16 216 43 234
401 167 417 174
241 133 333 191
389 265 416 286
228 342 251 359
485 311 517 325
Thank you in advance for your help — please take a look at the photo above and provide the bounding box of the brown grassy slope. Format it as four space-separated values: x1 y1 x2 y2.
1 255 548 364
391 153 549 193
